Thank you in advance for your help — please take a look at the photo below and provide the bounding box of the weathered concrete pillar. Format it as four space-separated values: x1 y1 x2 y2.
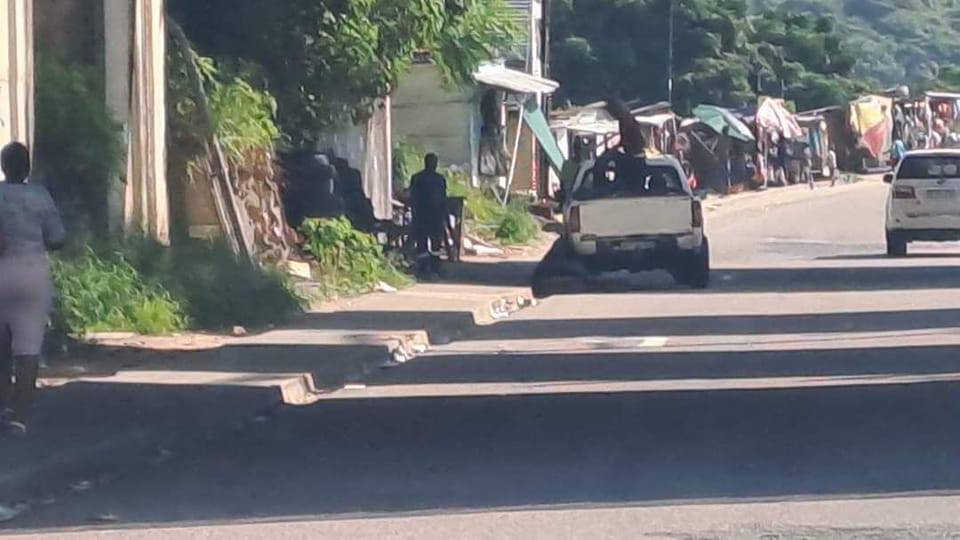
124 0 168 244
0 0 34 151
104 0 131 237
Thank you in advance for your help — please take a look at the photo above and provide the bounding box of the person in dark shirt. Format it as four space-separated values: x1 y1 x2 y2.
409 153 448 275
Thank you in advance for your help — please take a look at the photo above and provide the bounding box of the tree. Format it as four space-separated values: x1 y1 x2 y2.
747 9 867 110
168 0 518 145
550 0 867 112
551 0 756 112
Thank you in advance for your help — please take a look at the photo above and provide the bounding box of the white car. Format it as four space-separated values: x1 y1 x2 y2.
885 149 960 256
557 154 709 288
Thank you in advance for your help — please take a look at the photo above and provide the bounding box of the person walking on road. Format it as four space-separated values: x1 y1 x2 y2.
827 145 839 187
802 144 815 189
408 153 448 276
0 142 65 437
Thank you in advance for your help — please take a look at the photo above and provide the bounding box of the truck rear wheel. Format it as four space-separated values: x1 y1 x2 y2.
672 237 710 289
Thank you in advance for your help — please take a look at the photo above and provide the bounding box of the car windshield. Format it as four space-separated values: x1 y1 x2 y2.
897 156 960 179
573 164 687 200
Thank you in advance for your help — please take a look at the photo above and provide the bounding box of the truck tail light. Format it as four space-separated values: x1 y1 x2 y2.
691 200 704 227
893 185 916 199
569 206 581 233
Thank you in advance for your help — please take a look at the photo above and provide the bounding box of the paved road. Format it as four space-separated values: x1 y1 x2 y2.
10 180 960 539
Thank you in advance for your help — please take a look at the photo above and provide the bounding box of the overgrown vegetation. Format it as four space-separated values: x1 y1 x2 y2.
52 240 302 336
752 0 960 88
551 0 868 112
447 171 539 245
52 249 187 336
168 0 519 144
300 217 411 297
34 56 125 237
392 140 423 193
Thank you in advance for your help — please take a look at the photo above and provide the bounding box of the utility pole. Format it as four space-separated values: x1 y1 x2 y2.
667 0 675 104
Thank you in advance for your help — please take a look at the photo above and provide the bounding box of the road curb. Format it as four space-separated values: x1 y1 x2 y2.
5 285 534 507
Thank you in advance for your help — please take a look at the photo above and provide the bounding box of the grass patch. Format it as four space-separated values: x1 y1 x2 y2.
52 248 188 336
52 239 303 336
447 169 539 245
300 216 412 298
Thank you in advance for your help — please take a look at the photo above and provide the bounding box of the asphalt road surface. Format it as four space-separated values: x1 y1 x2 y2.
10 180 960 539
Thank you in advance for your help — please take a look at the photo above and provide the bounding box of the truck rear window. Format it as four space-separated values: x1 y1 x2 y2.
573 165 686 201
898 156 960 179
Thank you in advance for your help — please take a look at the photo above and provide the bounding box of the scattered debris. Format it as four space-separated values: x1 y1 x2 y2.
154 448 175 463
391 348 410 364
411 343 428 354
286 260 313 280
373 282 398 293
91 513 120 524
463 235 505 257
0 504 28 522
70 480 94 493
232 326 248 337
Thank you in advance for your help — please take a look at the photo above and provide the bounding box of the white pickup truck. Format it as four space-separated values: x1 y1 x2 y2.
552 154 710 288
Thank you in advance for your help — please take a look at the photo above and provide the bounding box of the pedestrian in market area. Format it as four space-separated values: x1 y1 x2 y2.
0 142 66 437
802 143 815 190
891 137 907 168
827 145 839 187
408 153 448 277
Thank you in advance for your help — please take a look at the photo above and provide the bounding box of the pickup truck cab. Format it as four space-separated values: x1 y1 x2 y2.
558 154 710 288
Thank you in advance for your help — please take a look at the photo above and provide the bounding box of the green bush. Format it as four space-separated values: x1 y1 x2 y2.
300 217 411 297
35 57 126 237
446 169 539 245
495 200 539 244
52 240 303 336
52 249 187 336
121 238 303 330
392 140 424 193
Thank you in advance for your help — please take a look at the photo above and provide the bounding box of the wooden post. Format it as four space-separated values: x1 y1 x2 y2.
104 0 131 237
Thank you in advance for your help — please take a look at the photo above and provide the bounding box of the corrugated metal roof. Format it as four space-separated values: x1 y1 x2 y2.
925 91 960 100
505 0 532 25
473 63 558 94
635 113 675 127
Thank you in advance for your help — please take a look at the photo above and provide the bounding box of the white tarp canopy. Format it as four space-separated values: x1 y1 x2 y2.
473 63 559 95
634 113 675 127
756 97 803 139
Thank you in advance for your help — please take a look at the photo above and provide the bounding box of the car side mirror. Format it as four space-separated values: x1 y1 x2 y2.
883 173 894 184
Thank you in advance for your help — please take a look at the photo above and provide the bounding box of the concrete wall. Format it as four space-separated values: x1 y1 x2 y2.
391 63 473 169
34 0 101 64
0 0 33 148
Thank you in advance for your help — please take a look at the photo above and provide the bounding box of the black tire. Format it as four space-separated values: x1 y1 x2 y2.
531 240 588 298
886 232 907 257
672 237 711 289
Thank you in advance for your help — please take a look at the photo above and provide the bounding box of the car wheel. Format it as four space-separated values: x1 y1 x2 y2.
672 238 710 289
886 232 907 257
531 240 588 298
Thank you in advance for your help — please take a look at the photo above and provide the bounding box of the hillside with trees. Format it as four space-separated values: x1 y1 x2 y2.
551 0 869 112
750 0 960 88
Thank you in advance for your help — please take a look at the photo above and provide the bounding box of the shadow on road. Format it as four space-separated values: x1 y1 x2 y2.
818 253 960 261
16 375 960 529
468 308 960 341
377 344 960 385
532 240 960 297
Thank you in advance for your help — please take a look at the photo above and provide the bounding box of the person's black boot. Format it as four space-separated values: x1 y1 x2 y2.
4 355 40 437
0 326 13 436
